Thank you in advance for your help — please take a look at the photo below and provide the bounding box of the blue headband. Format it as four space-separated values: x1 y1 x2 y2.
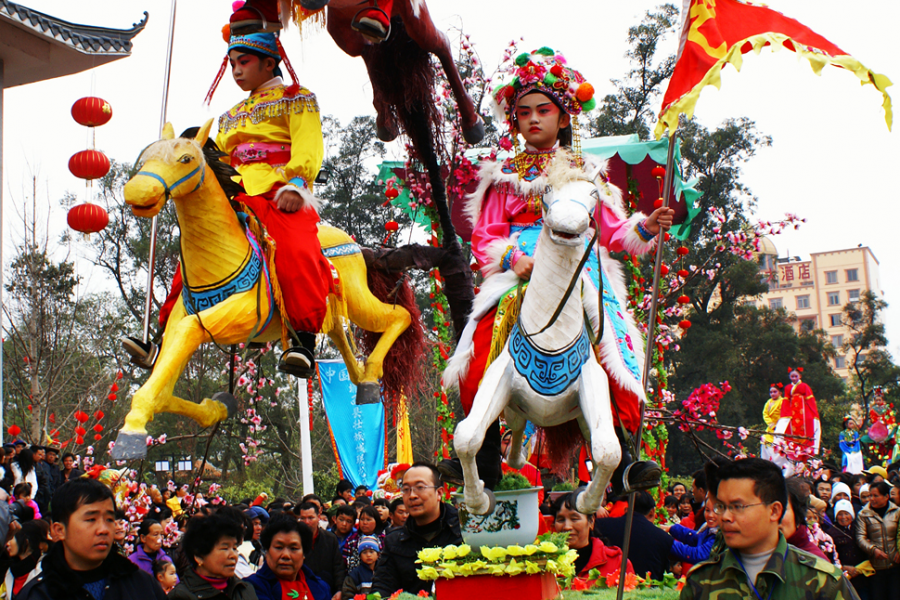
229 33 281 62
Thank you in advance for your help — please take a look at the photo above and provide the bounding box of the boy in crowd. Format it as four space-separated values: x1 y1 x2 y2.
342 535 380 598
17 478 165 600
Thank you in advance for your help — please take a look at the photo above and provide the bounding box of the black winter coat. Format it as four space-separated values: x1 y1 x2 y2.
17 543 167 600
371 504 462 597
304 528 345 595
169 567 258 600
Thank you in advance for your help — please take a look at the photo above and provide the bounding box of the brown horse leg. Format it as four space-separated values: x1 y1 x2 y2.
326 8 399 141
398 2 484 143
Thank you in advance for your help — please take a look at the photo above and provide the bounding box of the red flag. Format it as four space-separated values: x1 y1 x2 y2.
655 0 893 138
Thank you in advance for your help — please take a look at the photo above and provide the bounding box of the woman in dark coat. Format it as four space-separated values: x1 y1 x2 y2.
169 513 258 600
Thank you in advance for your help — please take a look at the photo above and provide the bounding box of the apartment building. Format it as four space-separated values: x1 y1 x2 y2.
754 241 882 380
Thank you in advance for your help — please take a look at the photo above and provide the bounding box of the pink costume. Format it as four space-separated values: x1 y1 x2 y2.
775 380 821 461
446 146 657 433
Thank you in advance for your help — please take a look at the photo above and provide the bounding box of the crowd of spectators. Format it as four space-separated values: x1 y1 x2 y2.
0 435 898 599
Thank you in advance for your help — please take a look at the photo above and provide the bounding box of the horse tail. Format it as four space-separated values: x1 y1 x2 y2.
535 421 586 478
357 268 429 404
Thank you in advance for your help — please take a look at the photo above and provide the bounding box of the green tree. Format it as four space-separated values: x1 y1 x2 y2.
588 4 680 139
841 291 900 429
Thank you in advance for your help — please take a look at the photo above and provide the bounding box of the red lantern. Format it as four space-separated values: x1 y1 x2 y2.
108 393 117 401
69 150 110 180
67 203 109 235
677 295 691 305
385 221 399 232
116 371 124 380
94 434 102 441
651 166 666 179
76 436 84 445
93 424 103 433
676 247 690 256
679 319 692 329
385 187 400 200
110 383 119 393
71 97 113 127
660 264 669 275
677 269 689 278
75 411 89 423
7 425 20 437
75 426 87 436
94 410 105 421
653 199 664 209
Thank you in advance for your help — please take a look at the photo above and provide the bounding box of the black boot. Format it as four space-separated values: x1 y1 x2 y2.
438 421 503 490
121 336 158 370
610 426 662 496
277 332 316 378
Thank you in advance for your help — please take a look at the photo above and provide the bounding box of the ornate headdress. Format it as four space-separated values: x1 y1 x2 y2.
491 47 596 128
204 29 299 105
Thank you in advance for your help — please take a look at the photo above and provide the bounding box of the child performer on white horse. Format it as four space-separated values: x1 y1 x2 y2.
125 30 332 377
441 47 673 497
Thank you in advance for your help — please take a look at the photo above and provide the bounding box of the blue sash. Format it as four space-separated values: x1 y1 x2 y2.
510 223 642 384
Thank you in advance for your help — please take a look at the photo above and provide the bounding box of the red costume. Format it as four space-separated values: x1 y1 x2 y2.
775 380 820 460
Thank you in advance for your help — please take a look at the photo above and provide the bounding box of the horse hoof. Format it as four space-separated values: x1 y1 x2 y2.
574 488 598 515
376 126 398 143
121 336 157 370
110 431 148 460
300 0 330 9
356 382 381 405
462 118 485 145
467 488 496 516
212 392 239 418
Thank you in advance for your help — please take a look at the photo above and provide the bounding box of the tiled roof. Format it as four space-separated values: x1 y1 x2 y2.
0 0 147 55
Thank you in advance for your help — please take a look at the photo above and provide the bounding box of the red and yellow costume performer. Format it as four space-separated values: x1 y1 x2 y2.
863 387 898 466
160 32 333 352
760 383 784 462
774 367 820 462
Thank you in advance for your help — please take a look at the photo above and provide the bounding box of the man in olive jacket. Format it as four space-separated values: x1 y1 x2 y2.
372 463 462 597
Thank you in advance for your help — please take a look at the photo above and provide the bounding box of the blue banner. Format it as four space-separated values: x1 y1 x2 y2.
318 360 385 489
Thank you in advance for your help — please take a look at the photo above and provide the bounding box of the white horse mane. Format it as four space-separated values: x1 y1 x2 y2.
544 149 596 191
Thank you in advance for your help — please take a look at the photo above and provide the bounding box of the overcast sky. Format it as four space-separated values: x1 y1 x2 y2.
3 0 899 358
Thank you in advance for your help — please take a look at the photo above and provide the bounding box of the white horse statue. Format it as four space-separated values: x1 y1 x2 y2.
450 158 623 516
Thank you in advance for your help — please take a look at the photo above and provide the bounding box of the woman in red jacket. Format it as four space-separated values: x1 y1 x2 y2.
552 491 633 583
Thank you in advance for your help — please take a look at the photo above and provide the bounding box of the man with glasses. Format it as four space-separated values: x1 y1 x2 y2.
681 458 858 600
372 462 462 596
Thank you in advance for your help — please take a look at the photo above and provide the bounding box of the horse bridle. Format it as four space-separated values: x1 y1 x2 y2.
132 162 206 202
517 185 604 345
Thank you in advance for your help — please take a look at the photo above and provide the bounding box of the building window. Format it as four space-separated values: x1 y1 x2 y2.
177 457 192 471
835 356 846 369
830 314 842 327
846 269 859 282
831 334 844 347
796 295 810 309
827 292 840 306
799 318 815 333
155 460 170 472
825 270 838 284
769 298 783 310
848 289 860 302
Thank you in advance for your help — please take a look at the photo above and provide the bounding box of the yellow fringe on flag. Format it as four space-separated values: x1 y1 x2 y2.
655 32 893 139
396 396 413 465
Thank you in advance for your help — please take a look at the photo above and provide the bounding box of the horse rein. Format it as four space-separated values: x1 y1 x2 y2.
132 162 206 202
516 211 603 348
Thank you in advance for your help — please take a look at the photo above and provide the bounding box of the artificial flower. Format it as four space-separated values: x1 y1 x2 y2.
538 541 559 554
418 548 443 563
481 546 508 562
523 544 539 555
417 566 439 580
504 559 525 576
525 561 541 575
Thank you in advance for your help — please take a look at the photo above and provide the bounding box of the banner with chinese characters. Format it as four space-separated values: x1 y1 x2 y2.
318 360 386 489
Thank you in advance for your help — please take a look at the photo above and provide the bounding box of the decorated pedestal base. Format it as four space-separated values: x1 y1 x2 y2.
453 486 542 548
435 572 559 600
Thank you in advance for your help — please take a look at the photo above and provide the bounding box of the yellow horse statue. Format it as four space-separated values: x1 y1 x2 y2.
112 120 415 459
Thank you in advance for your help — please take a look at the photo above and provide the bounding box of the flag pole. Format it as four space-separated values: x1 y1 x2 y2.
616 129 677 600
140 0 178 347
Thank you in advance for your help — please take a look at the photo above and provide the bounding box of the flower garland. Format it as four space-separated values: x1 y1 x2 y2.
415 533 577 582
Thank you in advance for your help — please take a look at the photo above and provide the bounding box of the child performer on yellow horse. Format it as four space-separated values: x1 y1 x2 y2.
441 47 673 497
128 30 332 377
